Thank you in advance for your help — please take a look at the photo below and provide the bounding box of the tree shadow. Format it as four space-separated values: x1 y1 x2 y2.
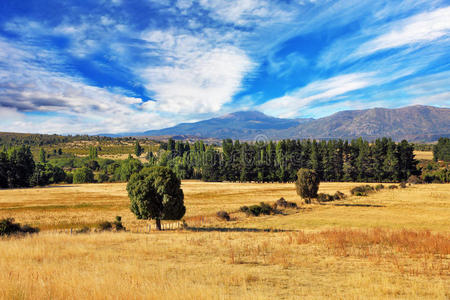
185 226 295 232
330 203 385 208
39 185 74 189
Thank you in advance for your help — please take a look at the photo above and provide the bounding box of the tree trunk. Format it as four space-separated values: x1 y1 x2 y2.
155 219 161 231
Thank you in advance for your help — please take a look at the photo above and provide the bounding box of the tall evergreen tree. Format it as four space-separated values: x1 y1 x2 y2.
383 142 400 182
134 141 143 157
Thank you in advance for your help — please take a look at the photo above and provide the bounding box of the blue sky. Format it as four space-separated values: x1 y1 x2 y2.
0 0 449 134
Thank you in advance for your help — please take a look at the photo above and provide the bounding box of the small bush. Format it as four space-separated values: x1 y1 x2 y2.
375 184 384 191
276 197 297 208
96 172 109 183
317 193 334 202
241 203 273 217
259 202 273 215
399 182 407 188
333 191 346 200
407 175 422 184
65 172 73 184
76 226 90 234
350 185 374 196
98 221 113 231
248 205 262 216
0 218 39 236
388 185 398 189
113 216 125 231
217 210 230 221
240 206 249 214
73 167 95 184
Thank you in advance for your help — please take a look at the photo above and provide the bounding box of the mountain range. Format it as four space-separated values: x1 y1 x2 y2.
111 105 450 142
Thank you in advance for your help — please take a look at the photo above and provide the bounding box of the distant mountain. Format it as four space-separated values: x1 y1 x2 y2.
114 105 449 142
140 111 313 140
280 105 450 141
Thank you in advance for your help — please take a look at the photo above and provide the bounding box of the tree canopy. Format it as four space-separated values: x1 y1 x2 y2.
127 166 185 230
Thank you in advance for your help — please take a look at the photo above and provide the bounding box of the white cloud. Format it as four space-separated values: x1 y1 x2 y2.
176 0 193 10
354 6 450 57
258 73 376 118
199 0 276 25
0 38 175 134
140 30 254 114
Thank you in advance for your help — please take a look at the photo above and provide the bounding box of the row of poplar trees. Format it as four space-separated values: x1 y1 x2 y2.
157 137 419 183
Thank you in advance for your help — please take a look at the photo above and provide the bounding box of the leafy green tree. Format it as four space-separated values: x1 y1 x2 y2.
39 148 47 163
85 160 100 171
7 146 35 188
296 168 320 204
31 163 59 186
134 141 143 157
73 167 95 184
113 158 143 181
0 150 9 188
433 137 450 162
127 166 185 230
88 146 98 159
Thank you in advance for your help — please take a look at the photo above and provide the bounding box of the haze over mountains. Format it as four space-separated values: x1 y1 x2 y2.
113 105 449 142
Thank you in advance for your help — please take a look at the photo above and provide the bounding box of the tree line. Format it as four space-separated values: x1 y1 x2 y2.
157 137 419 183
0 146 66 188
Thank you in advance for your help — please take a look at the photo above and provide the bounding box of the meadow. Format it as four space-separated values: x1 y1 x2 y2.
0 181 449 299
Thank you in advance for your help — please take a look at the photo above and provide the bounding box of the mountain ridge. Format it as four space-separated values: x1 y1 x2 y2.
108 105 450 142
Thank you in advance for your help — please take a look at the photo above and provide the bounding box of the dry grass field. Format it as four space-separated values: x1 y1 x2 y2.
0 181 449 299
414 150 434 160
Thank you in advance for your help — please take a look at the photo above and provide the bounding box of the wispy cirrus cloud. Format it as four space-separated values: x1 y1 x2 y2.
258 73 376 118
354 6 450 58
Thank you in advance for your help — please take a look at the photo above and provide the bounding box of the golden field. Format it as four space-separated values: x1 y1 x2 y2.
414 151 434 161
0 181 449 299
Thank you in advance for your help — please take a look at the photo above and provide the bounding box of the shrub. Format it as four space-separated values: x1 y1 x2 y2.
98 221 113 231
85 160 100 171
296 168 320 204
333 191 346 200
0 218 39 236
216 210 230 221
73 167 95 184
241 203 273 216
407 175 422 184
375 184 384 191
65 172 73 184
239 206 249 214
76 226 90 234
275 197 297 208
388 185 398 189
113 216 125 231
259 202 273 215
96 172 109 183
318 193 334 202
248 205 262 216
399 182 407 188
350 185 374 196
